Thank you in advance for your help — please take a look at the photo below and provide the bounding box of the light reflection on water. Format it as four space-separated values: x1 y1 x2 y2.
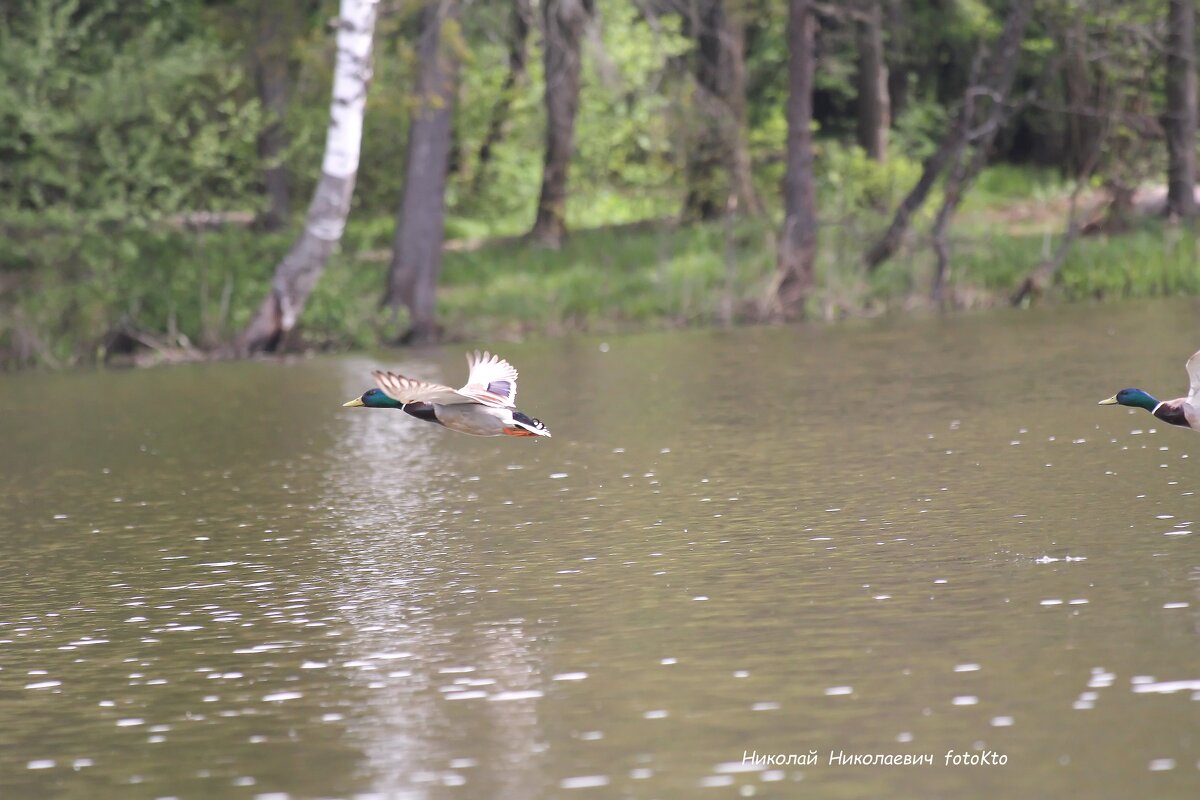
1 301 1199 799
320 360 548 799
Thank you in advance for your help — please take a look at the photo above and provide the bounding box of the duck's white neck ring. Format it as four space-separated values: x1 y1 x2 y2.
1152 402 1164 415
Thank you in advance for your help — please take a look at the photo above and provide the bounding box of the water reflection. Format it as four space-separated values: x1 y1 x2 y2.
320 358 548 799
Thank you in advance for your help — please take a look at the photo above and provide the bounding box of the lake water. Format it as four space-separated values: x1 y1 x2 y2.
1 300 1198 799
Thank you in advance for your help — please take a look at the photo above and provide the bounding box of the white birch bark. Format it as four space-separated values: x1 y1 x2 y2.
239 0 378 353
320 0 375 183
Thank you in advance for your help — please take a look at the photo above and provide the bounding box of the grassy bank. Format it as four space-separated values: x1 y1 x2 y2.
4 169 1200 370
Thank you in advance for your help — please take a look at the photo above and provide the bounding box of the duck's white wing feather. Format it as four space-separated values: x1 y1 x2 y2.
458 351 519 408
1186 349 1200 407
373 370 472 405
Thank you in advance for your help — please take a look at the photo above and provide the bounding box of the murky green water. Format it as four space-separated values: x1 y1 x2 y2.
2 300 1198 799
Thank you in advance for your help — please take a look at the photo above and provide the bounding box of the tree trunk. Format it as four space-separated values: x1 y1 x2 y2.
724 13 761 217
682 0 728 221
1165 0 1197 219
1011 181 1089 306
863 0 1031 273
238 0 376 354
769 0 818 320
930 142 988 304
253 0 294 230
383 0 461 344
884 0 908 121
855 0 889 162
473 0 531 193
930 0 1034 303
682 0 762 220
862 108 970 273
529 0 592 248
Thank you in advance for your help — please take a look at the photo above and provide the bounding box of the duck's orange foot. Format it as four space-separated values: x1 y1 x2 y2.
502 427 537 437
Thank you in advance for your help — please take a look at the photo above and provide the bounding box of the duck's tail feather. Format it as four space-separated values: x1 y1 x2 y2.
513 410 552 438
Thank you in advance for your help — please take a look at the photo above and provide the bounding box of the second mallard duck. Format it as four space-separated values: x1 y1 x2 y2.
1098 347 1200 430
344 351 551 438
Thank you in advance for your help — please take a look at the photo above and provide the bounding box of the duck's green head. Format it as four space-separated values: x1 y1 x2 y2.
1098 388 1158 411
343 388 403 409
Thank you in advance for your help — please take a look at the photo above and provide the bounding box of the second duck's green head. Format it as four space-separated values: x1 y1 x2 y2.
343 388 403 409
1098 388 1158 411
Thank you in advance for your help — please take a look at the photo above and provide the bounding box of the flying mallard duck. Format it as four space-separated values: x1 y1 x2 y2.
1098 347 1200 430
343 351 551 438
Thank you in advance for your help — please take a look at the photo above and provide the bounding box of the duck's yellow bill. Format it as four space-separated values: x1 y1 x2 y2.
1097 396 1119 405
343 397 365 407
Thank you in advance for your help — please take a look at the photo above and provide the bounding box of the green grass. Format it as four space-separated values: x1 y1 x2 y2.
302 215 782 347
5 166 1200 370
962 163 1068 208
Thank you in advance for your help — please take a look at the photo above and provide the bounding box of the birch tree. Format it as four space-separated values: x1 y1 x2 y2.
238 0 377 354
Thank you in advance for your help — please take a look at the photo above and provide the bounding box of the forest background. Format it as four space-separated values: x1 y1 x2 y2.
2 0 1198 369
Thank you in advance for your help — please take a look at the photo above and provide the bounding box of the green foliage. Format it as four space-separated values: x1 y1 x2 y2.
0 212 288 365
956 164 1070 220
433 216 778 337
888 88 950 161
443 2 543 232
0 0 272 367
817 142 929 217
1058 225 1200 299
2 0 1196 370
573 9 691 199
0 0 266 220
9 197 1200 370
448 0 691 235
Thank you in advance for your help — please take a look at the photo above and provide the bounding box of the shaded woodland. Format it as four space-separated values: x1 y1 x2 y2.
2 0 1199 368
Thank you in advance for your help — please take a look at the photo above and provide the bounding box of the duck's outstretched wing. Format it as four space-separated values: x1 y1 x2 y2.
373 370 470 406
458 351 519 408
1186 348 1200 407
